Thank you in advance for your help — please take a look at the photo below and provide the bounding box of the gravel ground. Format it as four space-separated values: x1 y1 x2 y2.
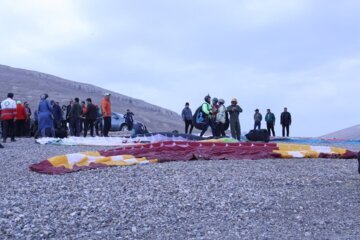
1 138 360 239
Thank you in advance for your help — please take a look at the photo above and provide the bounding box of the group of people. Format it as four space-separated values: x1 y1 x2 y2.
182 95 243 140
39 92 113 138
181 95 292 140
252 107 292 137
0 92 115 145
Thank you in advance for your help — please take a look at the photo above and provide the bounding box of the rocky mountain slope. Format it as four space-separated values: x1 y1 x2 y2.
321 124 360 140
0 64 183 132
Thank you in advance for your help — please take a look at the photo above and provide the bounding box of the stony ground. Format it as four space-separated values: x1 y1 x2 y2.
0 138 360 239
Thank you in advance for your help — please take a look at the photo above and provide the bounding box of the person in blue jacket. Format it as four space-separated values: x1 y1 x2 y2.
38 94 55 137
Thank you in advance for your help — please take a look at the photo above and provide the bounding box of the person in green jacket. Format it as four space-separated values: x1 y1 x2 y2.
200 95 214 137
68 97 83 136
226 98 242 141
265 109 276 136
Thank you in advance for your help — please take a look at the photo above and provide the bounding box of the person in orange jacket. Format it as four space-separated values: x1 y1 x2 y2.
101 93 112 137
15 100 27 137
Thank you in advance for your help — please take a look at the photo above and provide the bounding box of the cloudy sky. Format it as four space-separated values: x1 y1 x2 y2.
0 0 359 137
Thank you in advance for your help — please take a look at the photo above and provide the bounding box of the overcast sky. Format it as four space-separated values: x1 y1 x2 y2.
0 0 359 137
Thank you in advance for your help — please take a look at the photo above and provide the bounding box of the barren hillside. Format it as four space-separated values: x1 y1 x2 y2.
321 124 360 140
0 64 183 132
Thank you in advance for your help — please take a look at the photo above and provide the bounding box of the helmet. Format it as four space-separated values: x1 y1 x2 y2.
218 98 225 104
204 94 211 102
212 97 218 103
231 98 237 103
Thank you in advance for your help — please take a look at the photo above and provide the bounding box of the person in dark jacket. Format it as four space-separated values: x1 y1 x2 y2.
357 152 360 174
94 105 103 136
124 109 135 131
68 97 82 136
51 101 63 129
280 107 292 137
181 102 193 134
253 109 262 130
24 102 32 137
265 109 276 136
83 98 98 137
226 98 242 141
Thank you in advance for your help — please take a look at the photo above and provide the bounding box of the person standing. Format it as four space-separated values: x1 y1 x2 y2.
226 98 242 141
280 107 292 137
253 109 262 130
101 93 112 137
124 109 135 131
80 101 87 134
181 102 193 134
211 98 219 136
38 94 55 137
15 101 27 137
200 95 214 137
216 99 226 137
83 98 97 137
51 101 63 129
68 97 82 136
94 105 103 136
265 109 276 136
24 102 32 136
66 99 73 124
1 93 17 143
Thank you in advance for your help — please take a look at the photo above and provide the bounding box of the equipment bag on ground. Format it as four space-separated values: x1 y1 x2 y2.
245 129 270 142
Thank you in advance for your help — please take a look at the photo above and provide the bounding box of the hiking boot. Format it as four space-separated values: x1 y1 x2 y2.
2 139 5 143
11 139 16 142
0 143 3 148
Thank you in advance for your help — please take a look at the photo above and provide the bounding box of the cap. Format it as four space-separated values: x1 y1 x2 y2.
231 98 237 102
104 93 111 96
255 109 259 111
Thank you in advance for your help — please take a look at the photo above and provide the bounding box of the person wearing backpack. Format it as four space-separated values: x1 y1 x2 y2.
265 109 276 136
181 102 193 134
200 95 214 137
216 99 226 137
226 98 242 141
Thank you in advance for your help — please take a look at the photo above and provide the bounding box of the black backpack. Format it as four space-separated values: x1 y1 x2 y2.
245 129 270 142
192 105 209 130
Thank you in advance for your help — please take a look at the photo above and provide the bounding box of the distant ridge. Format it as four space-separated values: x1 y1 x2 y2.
321 124 360 140
0 64 183 131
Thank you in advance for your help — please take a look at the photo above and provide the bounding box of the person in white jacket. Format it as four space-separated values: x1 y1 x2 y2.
215 99 226 137
1 93 17 143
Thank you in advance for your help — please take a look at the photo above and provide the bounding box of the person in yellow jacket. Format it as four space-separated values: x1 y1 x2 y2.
101 93 112 137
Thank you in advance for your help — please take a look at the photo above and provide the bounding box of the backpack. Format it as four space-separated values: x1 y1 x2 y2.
192 105 209 130
245 129 270 142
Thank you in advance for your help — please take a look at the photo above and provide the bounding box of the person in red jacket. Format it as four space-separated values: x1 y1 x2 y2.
15 100 27 137
1 93 17 143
